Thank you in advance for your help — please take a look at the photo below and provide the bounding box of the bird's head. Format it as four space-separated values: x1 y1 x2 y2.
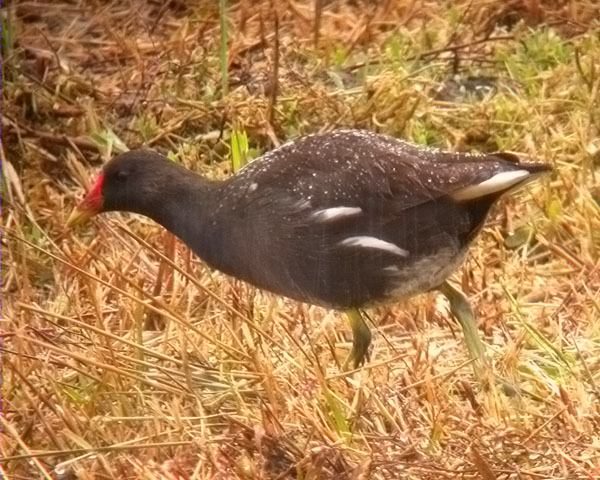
66 150 170 227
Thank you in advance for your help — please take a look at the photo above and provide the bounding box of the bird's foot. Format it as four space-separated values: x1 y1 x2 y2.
439 281 490 383
342 309 372 370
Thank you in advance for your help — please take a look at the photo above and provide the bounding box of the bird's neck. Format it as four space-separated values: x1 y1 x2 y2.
136 173 228 268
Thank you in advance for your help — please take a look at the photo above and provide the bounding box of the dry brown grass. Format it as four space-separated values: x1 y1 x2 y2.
2 1 600 478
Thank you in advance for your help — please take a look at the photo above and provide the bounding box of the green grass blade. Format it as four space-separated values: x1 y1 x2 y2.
230 128 249 172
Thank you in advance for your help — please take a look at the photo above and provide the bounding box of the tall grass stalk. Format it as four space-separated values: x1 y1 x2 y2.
219 0 228 96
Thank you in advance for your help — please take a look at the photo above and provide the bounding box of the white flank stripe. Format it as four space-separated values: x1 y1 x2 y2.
383 265 401 274
294 199 312 211
451 170 531 201
339 236 409 257
311 206 362 222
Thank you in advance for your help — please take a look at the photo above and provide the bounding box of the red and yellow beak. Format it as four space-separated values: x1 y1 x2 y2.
66 174 105 227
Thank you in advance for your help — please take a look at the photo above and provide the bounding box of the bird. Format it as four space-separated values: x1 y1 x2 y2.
67 129 551 369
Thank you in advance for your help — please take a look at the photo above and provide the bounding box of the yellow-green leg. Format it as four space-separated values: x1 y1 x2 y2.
439 281 489 377
343 309 372 369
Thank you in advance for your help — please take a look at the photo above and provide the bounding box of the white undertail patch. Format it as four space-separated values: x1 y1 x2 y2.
450 170 531 201
311 206 362 222
339 236 409 257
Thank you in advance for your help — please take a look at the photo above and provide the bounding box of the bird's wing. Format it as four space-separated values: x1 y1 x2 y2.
236 131 534 217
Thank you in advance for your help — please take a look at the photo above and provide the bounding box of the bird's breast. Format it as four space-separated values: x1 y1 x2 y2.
380 247 468 303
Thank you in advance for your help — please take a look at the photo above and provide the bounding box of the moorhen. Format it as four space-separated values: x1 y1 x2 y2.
68 129 551 368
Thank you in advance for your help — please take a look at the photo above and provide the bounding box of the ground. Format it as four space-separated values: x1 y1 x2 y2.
2 1 600 479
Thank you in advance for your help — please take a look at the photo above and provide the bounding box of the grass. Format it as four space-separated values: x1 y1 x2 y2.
219 0 229 98
2 0 600 478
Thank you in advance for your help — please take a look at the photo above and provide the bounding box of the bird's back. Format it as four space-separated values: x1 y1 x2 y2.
204 130 549 308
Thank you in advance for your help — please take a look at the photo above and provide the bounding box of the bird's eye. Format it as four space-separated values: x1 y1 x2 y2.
115 170 128 182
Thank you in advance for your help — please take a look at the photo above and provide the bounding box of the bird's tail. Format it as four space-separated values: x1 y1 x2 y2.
451 155 552 202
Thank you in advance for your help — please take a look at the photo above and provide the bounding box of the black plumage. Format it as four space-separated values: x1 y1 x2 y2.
69 129 551 367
